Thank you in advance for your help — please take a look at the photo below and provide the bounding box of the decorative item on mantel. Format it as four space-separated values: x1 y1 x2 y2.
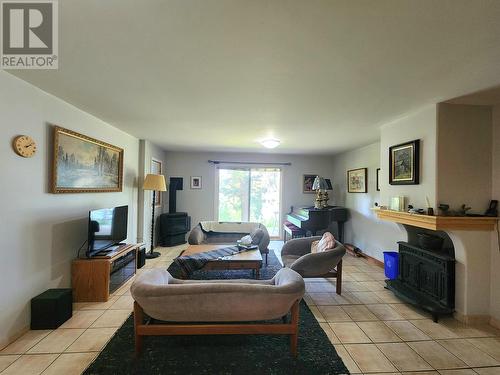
312 176 329 208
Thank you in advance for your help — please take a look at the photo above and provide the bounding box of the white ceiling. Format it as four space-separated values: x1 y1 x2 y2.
10 0 500 154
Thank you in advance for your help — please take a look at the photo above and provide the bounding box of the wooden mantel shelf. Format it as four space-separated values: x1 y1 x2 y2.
374 209 498 231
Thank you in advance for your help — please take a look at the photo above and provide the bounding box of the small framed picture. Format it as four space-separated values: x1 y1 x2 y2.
190 176 202 189
389 139 420 185
347 168 367 193
376 168 381 191
302 174 317 193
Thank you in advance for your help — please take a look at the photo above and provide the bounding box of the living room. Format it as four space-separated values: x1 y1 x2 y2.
2 1 500 374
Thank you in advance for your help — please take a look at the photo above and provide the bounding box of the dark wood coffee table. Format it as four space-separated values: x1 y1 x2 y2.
181 244 263 278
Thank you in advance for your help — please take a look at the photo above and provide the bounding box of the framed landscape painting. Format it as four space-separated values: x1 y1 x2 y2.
51 126 124 193
389 139 420 185
347 168 367 193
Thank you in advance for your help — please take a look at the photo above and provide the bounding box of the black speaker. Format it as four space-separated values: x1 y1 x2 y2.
31 289 72 329
137 246 146 269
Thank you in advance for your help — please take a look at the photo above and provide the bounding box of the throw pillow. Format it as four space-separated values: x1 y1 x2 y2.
250 228 264 245
317 232 335 252
311 240 320 253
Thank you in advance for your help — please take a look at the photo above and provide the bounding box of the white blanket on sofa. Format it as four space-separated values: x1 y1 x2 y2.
200 221 261 234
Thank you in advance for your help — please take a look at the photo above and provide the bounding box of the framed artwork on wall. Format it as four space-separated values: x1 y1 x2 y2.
376 168 381 191
389 139 420 185
191 176 202 189
51 126 123 193
347 168 367 193
151 158 162 206
302 174 317 193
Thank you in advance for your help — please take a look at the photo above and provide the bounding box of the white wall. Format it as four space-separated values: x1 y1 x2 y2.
491 105 500 324
380 105 438 209
331 142 405 260
137 140 167 249
0 72 140 347
164 151 335 234
437 103 492 213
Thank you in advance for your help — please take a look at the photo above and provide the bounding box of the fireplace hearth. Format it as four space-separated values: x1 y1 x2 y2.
386 240 455 322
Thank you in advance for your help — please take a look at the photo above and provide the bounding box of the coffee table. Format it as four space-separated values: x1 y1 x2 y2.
180 244 263 278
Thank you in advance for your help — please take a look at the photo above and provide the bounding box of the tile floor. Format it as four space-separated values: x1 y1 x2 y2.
1 242 500 375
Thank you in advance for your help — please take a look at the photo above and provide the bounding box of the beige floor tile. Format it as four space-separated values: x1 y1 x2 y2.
410 320 459 339
377 342 432 372
389 303 430 320
27 329 85 354
401 372 438 375
357 321 401 343
308 306 326 322
1 330 51 354
329 322 371 344
350 272 373 282
367 304 405 321
351 291 384 304
308 293 337 305
334 345 361 374
345 343 398 373
90 309 131 328
365 272 387 281
318 306 352 322
74 296 118 311
42 352 97 375
1 354 58 375
319 323 340 344
0 355 20 372
358 281 387 292
342 305 379 321
407 340 467 369
59 310 104 329
466 337 500 361
343 282 372 292
303 294 315 306
109 295 135 310
473 367 500 374
65 328 117 352
385 321 431 341
441 319 497 338
331 292 362 305
438 339 500 367
375 290 405 303
438 370 478 375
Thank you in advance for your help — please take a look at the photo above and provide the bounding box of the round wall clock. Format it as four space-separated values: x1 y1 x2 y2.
13 135 37 158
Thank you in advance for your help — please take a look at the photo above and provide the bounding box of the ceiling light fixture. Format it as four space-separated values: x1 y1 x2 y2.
260 138 281 149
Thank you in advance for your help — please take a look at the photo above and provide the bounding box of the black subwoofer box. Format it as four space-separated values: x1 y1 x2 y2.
31 288 72 329
137 246 146 269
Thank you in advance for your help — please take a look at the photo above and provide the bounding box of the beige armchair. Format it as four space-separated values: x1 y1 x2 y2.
281 236 346 294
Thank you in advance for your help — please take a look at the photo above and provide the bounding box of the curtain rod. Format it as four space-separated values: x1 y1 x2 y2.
208 160 291 166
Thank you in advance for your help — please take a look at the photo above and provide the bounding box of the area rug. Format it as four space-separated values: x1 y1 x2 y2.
84 251 350 375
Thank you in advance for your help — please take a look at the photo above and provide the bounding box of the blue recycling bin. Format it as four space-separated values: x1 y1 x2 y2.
383 251 399 280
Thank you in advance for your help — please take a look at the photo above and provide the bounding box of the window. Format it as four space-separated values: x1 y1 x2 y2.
217 167 282 237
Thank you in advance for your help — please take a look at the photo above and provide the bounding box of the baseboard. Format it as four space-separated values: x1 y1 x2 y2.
490 317 500 329
364 254 384 268
453 311 491 325
0 325 29 351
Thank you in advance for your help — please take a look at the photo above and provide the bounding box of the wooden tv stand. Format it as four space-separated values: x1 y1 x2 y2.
72 244 140 302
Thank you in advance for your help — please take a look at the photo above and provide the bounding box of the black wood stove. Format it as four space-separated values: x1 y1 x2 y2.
386 239 455 322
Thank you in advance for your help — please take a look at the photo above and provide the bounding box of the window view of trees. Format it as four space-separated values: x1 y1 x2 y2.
218 167 281 237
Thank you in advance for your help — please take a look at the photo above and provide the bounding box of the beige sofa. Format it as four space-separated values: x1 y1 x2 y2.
131 267 305 356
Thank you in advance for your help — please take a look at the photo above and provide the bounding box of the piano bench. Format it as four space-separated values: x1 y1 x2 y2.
283 222 306 243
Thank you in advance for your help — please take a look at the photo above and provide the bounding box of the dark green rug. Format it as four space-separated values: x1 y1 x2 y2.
84 251 350 375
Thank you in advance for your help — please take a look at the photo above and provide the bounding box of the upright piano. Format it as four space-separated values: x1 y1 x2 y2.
285 206 348 242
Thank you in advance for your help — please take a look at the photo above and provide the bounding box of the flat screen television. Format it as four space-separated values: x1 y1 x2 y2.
87 205 128 257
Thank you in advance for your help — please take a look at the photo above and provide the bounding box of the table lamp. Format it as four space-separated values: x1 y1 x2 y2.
143 174 167 258
312 176 329 208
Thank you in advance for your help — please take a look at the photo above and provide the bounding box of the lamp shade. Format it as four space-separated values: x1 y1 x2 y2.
143 174 167 191
312 176 329 191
